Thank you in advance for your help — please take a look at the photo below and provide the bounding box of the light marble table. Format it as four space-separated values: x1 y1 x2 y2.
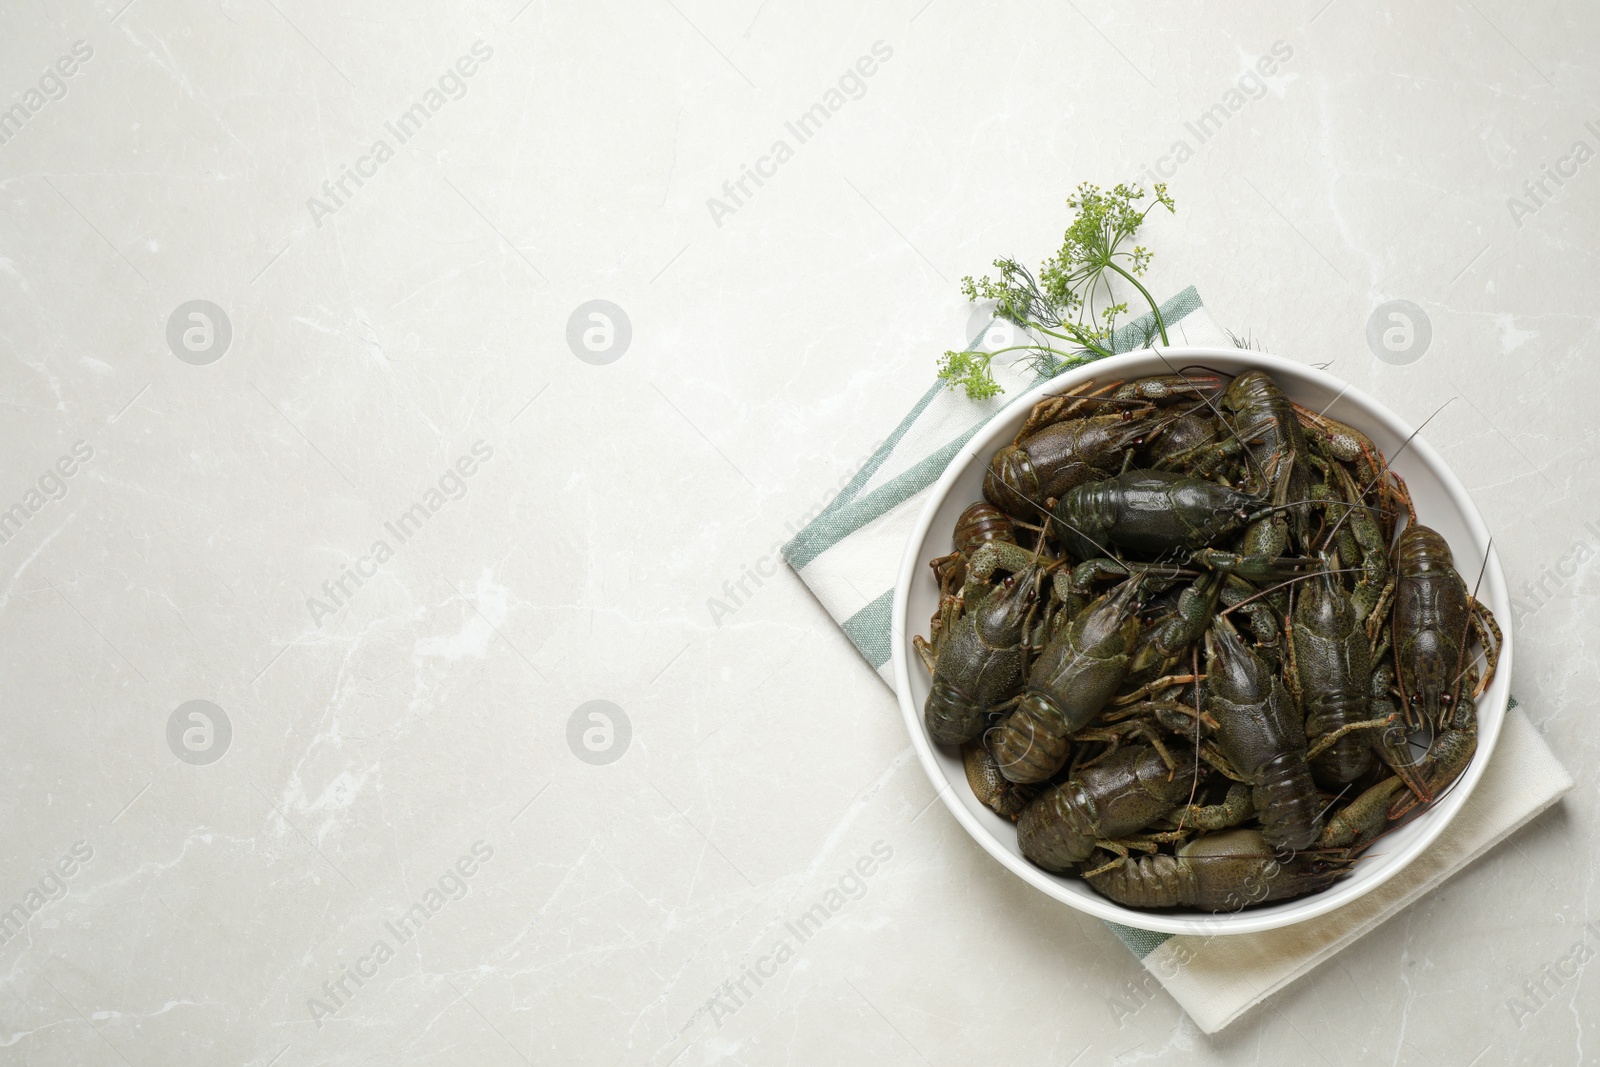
1 2 1595 1064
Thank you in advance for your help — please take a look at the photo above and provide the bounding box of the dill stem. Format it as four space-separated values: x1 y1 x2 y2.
1030 324 1107 355
979 342 1079 362
1105 262 1168 345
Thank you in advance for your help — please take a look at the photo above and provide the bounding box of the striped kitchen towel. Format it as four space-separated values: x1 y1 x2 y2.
782 287 1572 1032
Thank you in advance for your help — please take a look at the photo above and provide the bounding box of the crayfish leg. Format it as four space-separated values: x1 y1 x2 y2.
1387 695 1479 819
1305 714 1394 762
1081 836 1166 879
1112 674 1203 706
1390 471 1416 524
1167 783 1254 833
1012 379 1121 444
1468 597 1504 697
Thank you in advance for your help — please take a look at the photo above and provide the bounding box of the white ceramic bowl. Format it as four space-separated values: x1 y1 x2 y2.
891 347 1512 936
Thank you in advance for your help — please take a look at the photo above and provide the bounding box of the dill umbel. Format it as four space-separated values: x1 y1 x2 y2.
939 183 1176 400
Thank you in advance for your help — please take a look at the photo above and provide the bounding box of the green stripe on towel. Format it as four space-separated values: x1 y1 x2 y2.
1105 921 1173 959
841 589 896 668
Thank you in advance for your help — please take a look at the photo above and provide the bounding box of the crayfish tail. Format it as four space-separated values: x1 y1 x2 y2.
963 743 1035 821
989 696 1072 784
1310 738 1375 788
1084 853 1192 909
1016 782 1097 872
924 677 984 747
1252 754 1324 852
1306 704 1377 786
983 446 1040 519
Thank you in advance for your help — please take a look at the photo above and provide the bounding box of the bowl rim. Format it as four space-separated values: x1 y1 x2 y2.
889 346 1513 936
